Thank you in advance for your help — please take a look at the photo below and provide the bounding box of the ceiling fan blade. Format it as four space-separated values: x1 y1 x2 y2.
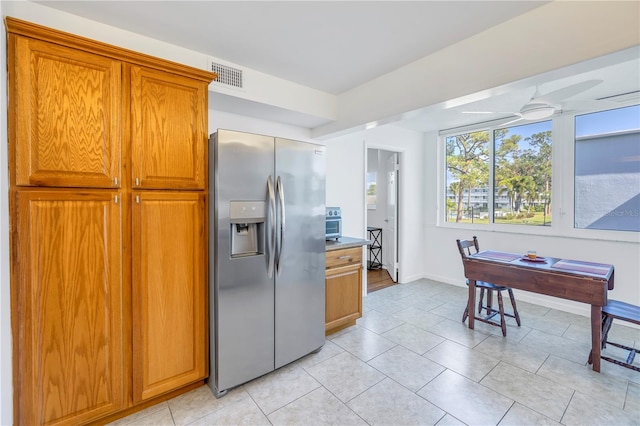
461 110 514 114
498 116 524 127
534 79 603 105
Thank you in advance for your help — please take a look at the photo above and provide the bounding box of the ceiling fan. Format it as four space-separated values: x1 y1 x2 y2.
462 79 605 126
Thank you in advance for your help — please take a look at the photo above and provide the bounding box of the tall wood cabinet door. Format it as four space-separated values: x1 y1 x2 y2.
130 67 207 190
13 190 124 425
10 36 121 188
131 192 206 401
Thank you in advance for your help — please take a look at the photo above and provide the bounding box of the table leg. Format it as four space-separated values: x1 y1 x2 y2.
591 305 601 372
468 279 476 329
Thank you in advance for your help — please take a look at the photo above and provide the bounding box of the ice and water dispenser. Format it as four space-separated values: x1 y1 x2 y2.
229 201 265 257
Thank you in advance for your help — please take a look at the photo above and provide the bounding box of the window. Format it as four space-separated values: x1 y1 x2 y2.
445 121 552 226
445 131 489 223
574 104 640 232
494 122 552 226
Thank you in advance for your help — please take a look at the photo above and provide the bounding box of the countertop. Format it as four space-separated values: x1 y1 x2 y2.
325 236 371 251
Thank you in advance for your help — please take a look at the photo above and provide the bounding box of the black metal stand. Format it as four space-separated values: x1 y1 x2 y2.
367 227 382 270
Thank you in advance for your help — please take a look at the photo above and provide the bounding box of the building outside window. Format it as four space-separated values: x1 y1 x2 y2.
574 104 640 232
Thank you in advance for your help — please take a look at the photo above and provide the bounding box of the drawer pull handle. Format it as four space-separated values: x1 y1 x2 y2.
338 255 351 260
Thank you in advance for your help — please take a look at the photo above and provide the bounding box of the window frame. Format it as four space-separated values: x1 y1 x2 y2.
440 118 556 235
561 101 639 242
438 98 639 243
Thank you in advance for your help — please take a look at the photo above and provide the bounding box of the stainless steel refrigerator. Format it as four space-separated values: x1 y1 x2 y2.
208 129 326 397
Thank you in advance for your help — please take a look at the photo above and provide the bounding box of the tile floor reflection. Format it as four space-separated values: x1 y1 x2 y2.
112 279 640 425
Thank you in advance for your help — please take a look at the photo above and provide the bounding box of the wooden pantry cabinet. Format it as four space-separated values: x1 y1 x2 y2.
325 247 363 334
6 17 215 425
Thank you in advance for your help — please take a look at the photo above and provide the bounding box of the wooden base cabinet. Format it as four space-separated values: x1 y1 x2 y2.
7 18 215 425
325 247 363 334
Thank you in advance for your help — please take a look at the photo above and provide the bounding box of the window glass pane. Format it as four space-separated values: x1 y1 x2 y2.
575 104 640 232
445 131 490 223
366 172 377 209
494 121 552 226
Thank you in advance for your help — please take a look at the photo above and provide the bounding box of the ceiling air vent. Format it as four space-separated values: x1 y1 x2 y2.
209 60 243 89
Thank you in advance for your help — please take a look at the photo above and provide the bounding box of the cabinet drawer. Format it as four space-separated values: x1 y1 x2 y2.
326 247 362 269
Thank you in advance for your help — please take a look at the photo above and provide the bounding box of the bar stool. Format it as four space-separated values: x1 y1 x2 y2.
588 299 640 372
457 236 521 337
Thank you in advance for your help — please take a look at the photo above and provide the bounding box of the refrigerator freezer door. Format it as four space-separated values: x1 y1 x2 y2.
274 138 326 368
212 130 275 392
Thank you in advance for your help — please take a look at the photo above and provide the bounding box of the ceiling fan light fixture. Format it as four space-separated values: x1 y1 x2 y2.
520 103 556 120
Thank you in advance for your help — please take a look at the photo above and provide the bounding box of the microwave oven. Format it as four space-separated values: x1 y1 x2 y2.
325 207 342 240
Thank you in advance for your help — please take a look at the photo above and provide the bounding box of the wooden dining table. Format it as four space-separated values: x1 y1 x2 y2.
462 250 615 372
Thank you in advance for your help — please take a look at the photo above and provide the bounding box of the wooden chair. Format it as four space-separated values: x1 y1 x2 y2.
588 299 640 372
457 236 521 337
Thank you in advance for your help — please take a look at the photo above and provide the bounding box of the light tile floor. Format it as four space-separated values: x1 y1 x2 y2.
112 279 640 425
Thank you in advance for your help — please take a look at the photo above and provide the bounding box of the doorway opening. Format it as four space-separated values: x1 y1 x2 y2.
365 148 400 293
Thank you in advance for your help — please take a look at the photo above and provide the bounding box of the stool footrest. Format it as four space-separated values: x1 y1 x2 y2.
600 355 640 372
595 299 640 372
605 341 638 366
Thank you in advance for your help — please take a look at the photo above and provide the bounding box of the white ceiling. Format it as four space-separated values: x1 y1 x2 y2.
33 0 640 133
33 0 549 94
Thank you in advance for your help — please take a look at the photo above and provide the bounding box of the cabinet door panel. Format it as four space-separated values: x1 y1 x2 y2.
325 265 363 332
14 190 124 425
131 67 207 189
12 36 121 188
132 192 206 401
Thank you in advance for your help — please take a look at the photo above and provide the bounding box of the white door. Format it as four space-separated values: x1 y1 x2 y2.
385 153 399 282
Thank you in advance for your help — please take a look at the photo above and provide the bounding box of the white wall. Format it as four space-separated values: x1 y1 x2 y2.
209 109 312 143
325 134 366 239
0 0 12 420
325 125 425 283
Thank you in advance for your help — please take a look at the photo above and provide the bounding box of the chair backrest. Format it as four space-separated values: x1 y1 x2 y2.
456 236 480 259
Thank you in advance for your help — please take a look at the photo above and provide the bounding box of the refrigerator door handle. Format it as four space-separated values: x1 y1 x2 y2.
267 175 276 278
276 175 286 275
